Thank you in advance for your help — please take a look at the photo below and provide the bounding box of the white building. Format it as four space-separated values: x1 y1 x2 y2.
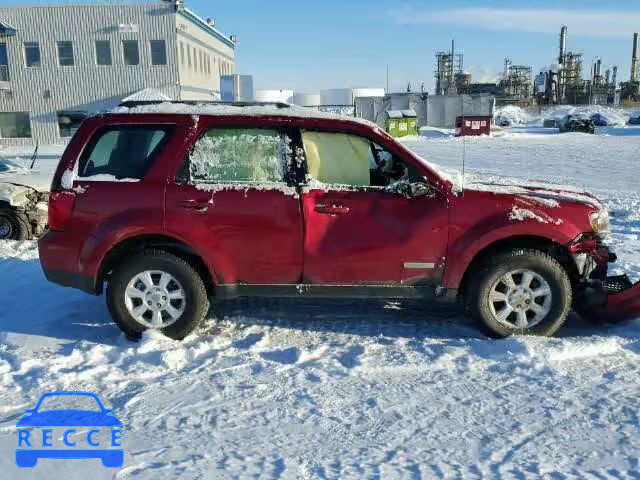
0 0 236 145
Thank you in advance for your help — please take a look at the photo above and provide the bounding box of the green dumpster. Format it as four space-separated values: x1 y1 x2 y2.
385 109 418 138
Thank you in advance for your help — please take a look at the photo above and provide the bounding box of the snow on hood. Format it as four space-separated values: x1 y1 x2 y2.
0 170 53 193
462 172 603 209
0 156 55 194
411 153 604 210
0 183 34 207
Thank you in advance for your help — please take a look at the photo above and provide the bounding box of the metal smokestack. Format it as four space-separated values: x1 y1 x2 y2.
632 33 639 83
559 26 568 64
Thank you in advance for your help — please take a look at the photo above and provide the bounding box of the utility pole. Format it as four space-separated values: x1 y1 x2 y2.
386 64 389 94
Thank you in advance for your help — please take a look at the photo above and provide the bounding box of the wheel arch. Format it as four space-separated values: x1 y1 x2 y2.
456 235 577 297
97 234 217 295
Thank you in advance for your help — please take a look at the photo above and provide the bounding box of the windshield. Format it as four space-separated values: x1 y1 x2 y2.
37 395 101 412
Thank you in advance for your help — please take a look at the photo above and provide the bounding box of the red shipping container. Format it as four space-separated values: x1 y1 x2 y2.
455 115 491 137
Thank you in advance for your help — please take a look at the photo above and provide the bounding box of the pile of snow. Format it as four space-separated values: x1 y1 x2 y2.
545 105 628 126
495 105 537 126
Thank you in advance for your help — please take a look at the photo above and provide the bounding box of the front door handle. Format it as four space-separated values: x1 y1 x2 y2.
315 204 350 215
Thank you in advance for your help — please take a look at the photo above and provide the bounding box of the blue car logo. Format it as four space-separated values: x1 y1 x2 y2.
15 391 123 468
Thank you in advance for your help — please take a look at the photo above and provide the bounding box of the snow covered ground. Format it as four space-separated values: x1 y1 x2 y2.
1 128 640 479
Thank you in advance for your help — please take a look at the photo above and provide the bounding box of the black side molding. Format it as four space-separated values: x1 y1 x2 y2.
214 284 458 303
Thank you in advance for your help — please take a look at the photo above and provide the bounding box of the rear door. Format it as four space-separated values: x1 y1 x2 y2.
70 123 176 241
299 130 449 285
165 123 304 285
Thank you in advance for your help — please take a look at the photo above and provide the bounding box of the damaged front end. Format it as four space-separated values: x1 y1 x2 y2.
569 234 640 321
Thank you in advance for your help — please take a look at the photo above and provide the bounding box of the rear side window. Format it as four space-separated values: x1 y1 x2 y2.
78 126 173 179
189 128 285 183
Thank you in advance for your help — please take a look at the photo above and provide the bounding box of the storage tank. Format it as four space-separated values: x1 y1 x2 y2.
320 88 385 106
292 93 321 107
254 89 294 103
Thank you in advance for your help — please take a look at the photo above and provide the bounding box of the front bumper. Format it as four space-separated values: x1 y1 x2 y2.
604 276 640 321
570 235 640 321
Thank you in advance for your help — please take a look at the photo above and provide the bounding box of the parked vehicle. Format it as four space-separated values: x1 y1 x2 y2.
0 156 49 240
495 115 512 127
558 114 596 134
38 102 640 340
590 113 612 127
628 111 640 125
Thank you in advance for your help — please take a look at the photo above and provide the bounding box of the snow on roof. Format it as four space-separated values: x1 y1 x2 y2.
112 102 380 128
387 110 417 119
121 88 172 103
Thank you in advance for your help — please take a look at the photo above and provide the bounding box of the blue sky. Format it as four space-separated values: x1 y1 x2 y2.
3 0 640 93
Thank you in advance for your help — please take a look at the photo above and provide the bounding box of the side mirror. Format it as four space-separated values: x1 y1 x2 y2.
387 181 433 199
408 181 434 198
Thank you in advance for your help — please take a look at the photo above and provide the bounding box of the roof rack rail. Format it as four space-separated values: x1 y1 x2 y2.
117 100 292 109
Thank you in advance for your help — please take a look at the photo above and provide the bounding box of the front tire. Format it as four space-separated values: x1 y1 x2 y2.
106 249 210 340
0 208 30 240
467 249 572 337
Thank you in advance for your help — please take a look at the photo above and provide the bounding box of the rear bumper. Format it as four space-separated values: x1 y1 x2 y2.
38 230 99 295
41 269 98 295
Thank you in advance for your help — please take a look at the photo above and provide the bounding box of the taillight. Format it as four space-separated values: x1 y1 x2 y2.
48 192 76 231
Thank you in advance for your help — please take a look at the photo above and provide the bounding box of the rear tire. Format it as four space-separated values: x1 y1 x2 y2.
467 249 572 337
0 208 30 240
106 249 210 340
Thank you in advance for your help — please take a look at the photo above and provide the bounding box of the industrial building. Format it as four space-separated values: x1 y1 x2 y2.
620 33 640 103
0 0 236 145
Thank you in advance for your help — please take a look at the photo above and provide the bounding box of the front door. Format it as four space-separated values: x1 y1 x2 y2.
299 130 449 285
165 125 303 285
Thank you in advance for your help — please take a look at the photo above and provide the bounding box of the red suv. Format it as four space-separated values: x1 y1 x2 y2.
38 102 640 339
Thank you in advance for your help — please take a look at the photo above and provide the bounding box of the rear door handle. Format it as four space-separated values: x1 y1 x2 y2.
181 198 210 212
315 204 350 215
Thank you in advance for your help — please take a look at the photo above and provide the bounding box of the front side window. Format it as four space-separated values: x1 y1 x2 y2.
302 131 419 188
24 42 40 67
122 40 139 66
95 40 112 66
150 39 166 66
189 128 285 183
0 112 31 138
57 41 74 66
78 126 172 179
302 131 372 187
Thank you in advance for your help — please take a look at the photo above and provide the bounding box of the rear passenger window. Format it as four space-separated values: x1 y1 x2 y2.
79 126 172 179
189 128 285 183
